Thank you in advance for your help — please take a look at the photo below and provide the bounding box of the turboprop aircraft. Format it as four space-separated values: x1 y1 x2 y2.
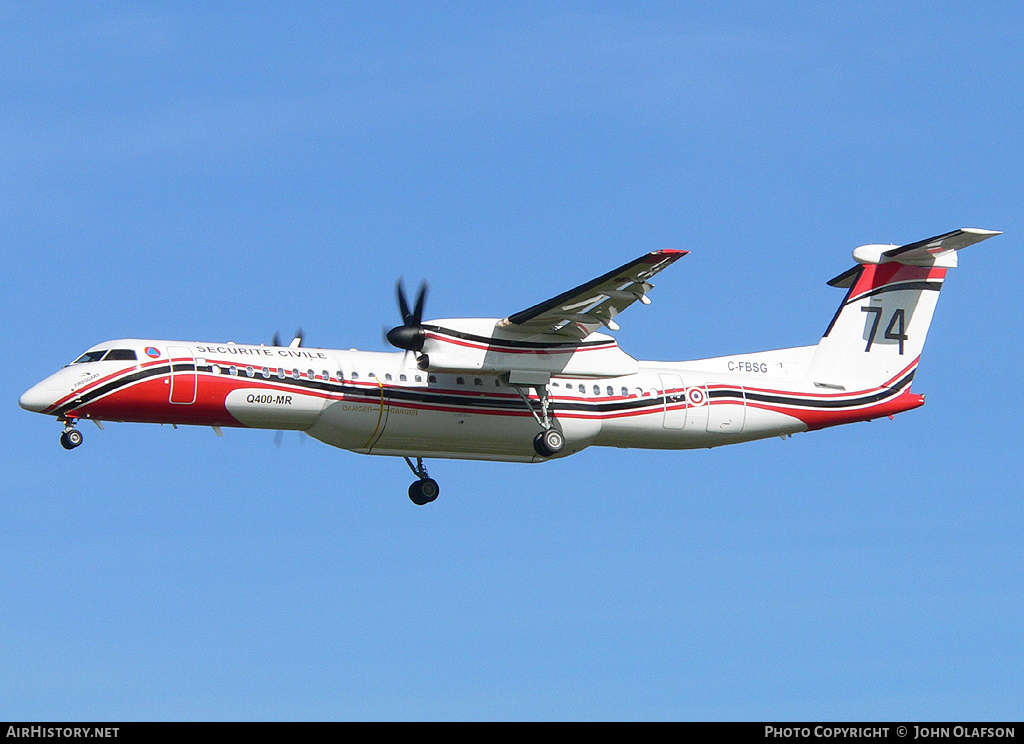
20 227 999 504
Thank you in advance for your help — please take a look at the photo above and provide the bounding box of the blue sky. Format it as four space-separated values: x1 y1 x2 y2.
3 2 1022 720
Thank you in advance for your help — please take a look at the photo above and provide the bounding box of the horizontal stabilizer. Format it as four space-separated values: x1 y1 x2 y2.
829 227 1000 287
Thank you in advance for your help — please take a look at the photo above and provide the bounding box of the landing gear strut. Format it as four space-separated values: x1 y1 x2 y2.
404 457 439 506
513 384 565 458
59 420 83 450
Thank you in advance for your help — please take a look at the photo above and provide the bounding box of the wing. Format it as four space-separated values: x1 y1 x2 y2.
501 249 688 340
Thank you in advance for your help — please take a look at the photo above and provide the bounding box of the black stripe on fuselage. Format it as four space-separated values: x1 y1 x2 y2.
57 359 915 422
52 363 173 417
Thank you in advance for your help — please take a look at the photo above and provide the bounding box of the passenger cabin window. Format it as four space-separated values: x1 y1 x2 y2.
323 370 330 380
72 350 108 364
593 385 601 396
578 384 586 394
351 371 359 379
399 374 407 382
456 377 465 385
606 386 614 396
103 349 137 361
308 369 316 379
385 373 393 381
474 378 482 386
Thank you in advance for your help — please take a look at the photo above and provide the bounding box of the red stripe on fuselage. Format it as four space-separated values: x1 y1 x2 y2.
68 359 923 432
747 390 925 429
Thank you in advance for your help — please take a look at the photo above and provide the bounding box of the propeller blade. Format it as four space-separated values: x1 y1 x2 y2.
411 281 428 325
290 328 305 348
396 279 412 325
272 331 282 347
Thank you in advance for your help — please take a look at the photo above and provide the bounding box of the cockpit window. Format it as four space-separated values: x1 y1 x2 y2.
103 349 137 361
71 350 108 364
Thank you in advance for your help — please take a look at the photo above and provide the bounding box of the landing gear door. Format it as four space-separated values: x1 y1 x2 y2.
168 346 197 405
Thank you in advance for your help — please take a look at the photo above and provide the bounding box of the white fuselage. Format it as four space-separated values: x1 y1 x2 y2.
19 337 923 463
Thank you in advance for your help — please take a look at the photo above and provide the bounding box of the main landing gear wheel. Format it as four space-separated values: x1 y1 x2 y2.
409 478 440 506
60 429 83 450
533 427 564 458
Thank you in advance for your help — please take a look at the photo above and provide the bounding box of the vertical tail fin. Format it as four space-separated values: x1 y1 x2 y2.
807 228 999 389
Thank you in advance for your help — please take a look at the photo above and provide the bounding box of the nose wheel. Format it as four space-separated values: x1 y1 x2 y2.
404 457 439 505
60 426 83 450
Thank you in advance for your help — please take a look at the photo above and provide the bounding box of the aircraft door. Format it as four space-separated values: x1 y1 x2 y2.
168 346 197 405
659 373 686 430
706 385 745 433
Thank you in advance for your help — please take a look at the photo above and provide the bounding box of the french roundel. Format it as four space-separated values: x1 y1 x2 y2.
686 387 706 406
145 346 161 358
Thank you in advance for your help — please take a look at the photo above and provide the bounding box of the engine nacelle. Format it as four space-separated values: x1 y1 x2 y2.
418 318 639 378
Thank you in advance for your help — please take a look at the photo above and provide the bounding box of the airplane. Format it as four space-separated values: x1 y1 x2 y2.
20 227 999 505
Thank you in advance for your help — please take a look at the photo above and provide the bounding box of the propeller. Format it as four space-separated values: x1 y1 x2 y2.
269 327 306 448
272 329 305 348
386 279 428 352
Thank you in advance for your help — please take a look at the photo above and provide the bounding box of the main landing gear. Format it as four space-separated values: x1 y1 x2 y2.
404 456 440 506
59 421 83 450
513 384 565 458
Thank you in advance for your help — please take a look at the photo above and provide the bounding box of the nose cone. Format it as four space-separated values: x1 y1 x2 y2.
19 381 55 413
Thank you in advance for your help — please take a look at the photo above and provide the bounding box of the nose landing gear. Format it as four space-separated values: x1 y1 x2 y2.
404 456 439 506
